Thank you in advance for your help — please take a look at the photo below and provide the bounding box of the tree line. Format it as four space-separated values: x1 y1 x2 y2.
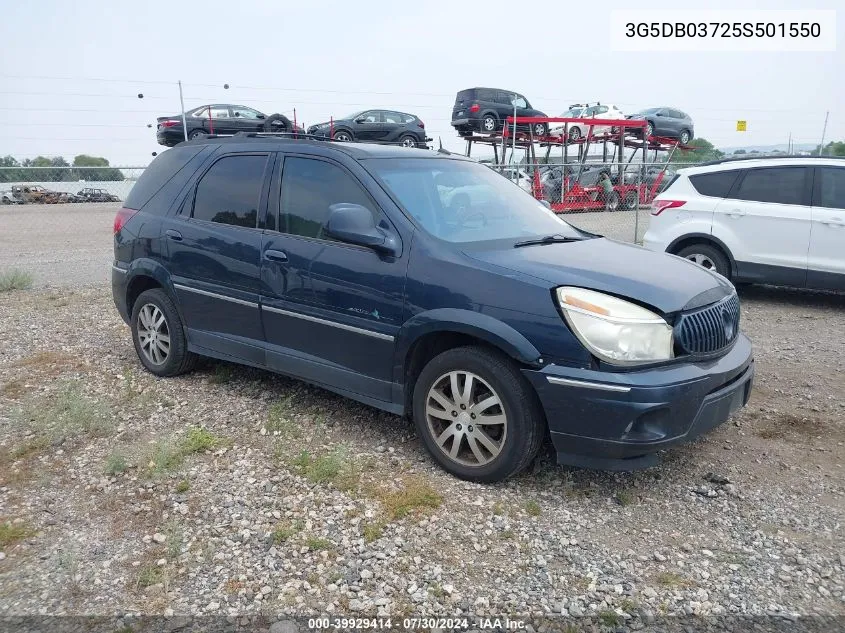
0 155 124 183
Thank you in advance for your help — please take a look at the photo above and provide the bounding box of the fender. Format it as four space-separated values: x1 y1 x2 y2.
122 258 182 321
392 308 543 384
666 232 738 278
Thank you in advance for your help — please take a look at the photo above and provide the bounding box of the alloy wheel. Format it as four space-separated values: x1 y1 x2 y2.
334 132 351 142
137 303 170 365
483 117 496 132
685 253 717 270
425 371 507 467
401 137 416 147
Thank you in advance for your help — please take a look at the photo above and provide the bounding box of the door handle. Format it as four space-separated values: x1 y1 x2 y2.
264 249 288 262
726 209 746 218
165 229 183 241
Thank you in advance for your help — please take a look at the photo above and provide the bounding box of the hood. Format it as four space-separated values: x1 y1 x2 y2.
463 238 734 315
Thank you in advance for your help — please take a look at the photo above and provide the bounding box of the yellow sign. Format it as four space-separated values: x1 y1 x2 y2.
736 120 747 132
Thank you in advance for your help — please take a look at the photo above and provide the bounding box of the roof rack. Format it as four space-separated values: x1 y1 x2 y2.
697 154 845 167
192 131 330 141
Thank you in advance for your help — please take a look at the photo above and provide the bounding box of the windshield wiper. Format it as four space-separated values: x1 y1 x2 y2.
513 234 582 248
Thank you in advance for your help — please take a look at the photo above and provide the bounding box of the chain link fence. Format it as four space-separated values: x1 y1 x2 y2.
0 167 145 204
2 161 701 246
490 161 701 243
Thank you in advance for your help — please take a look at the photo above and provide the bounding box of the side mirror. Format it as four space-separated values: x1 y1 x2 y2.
325 203 399 256
234 112 241 117
354 116 367 124
256 113 265 119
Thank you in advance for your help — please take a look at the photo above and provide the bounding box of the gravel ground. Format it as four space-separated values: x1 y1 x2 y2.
0 283 843 631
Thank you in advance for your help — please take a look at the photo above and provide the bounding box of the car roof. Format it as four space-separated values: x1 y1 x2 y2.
180 135 471 161
678 155 845 174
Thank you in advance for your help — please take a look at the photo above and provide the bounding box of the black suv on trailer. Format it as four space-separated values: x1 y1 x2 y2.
112 135 753 482
451 88 548 137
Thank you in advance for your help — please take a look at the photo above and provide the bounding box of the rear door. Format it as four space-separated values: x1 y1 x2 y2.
713 166 812 285
808 166 845 290
259 153 405 402
163 152 273 363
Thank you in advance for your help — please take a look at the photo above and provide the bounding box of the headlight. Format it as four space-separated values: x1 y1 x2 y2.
556 287 673 364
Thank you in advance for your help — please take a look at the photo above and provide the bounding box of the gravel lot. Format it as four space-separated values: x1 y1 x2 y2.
0 207 843 631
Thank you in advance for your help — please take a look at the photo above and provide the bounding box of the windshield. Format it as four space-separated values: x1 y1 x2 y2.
342 111 365 120
366 158 582 244
561 107 584 117
635 108 661 115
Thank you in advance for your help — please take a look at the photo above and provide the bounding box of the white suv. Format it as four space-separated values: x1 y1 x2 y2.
643 157 845 291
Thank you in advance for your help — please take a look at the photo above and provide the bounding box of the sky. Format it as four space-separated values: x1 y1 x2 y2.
0 0 842 166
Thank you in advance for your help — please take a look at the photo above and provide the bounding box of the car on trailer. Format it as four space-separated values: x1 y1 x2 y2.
625 108 694 144
156 104 305 147
451 88 548 138
550 103 626 142
307 110 429 148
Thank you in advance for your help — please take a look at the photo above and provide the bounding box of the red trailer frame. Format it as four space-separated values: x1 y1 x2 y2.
489 115 695 213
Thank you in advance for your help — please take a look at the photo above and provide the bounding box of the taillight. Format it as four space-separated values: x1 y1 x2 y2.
651 199 686 216
418 121 425 128
114 207 138 234
160 120 180 128
469 104 480 113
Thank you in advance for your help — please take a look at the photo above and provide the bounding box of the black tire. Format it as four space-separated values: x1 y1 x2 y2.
481 114 498 134
623 190 639 211
676 243 731 280
398 134 417 148
532 122 548 137
646 121 654 137
679 129 691 145
130 288 197 377
412 346 545 483
188 129 207 140
332 129 354 142
263 113 292 133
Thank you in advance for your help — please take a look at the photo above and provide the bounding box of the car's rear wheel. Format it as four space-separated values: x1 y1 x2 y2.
568 126 581 142
333 130 353 142
188 129 207 140
399 134 417 148
131 289 197 377
481 114 498 133
413 346 545 482
676 243 731 279
679 129 691 144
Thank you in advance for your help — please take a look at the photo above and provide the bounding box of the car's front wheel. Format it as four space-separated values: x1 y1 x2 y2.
568 126 581 142
333 130 353 142
676 243 731 279
131 288 197 377
413 346 545 482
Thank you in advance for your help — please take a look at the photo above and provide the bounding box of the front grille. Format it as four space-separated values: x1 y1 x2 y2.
674 293 740 355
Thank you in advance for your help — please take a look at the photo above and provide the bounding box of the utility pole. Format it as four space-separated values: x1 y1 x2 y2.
818 111 829 156
178 80 188 142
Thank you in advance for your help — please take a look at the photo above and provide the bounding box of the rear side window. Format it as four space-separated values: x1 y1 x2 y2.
815 167 845 209
689 170 740 197
731 167 808 205
192 154 267 228
279 157 375 240
124 145 204 211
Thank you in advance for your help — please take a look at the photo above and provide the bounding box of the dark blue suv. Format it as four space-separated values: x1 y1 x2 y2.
112 135 754 482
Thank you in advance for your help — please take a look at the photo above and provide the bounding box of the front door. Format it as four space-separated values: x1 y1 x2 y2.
808 166 845 290
352 110 386 141
230 106 266 134
259 154 405 402
714 166 812 286
163 152 272 364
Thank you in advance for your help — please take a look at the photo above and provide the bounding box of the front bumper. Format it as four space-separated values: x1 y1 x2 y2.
522 334 754 470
